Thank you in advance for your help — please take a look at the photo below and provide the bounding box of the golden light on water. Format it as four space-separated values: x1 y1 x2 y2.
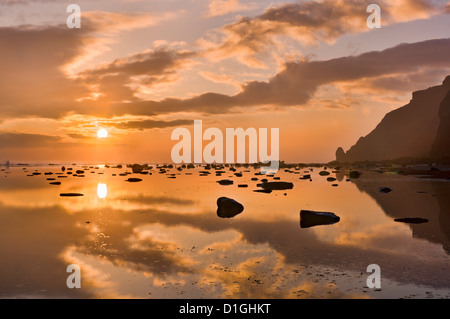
97 183 108 199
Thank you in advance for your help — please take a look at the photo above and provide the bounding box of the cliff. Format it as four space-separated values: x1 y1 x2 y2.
337 76 450 163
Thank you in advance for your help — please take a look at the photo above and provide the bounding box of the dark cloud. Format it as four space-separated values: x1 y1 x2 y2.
80 48 197 102
86 38 450 117
83 48 196 78
0 132 61 148
104 119 193 131
66 133 92 140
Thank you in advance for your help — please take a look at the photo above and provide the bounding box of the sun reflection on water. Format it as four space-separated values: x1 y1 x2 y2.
97 183 108 199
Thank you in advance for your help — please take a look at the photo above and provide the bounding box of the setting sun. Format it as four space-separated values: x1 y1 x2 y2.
97 128 108 139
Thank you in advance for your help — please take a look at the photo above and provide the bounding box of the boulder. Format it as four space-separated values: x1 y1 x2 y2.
217 179 234 186
254 189 272 194
217 197 244 218
132 164 144 173
300 210 340 228
126 178 143 182
260 182 294 191
394 218 428 224
349 171 361 179
60 193 84 197
379 187 392 193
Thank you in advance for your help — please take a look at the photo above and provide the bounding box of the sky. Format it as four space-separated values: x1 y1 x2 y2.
0 0 449 164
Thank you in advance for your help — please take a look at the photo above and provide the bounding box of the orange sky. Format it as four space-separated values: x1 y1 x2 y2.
0 0 449 164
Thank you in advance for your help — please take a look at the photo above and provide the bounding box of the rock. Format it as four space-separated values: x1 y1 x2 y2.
260 182 294 191
132 164 144 173
394 218 428 224
327 177 337 182
337 76 450 162
61 166 66 172
253 189 272 194
299 174 311 180
217 197 244 218
50 182 61 185
60 193 84 197
76 170 84 174
126 178 143 182
300 210 340 228
238 184 248 188
379 187 392 193
217 179 234 186
319 171 330 176
336 147 346 162
349 171 361 179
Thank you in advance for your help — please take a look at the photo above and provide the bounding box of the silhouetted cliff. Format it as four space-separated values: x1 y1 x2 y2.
431 89 450 158
337 76 450 163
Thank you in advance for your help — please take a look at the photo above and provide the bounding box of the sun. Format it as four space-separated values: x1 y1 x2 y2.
97 128 109 138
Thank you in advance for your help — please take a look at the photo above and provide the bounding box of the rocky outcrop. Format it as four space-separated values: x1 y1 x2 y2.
336 76 450 162
431 89 450 158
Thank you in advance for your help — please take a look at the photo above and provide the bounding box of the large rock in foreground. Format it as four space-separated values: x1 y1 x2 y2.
217 197 244 218
300 210 340 228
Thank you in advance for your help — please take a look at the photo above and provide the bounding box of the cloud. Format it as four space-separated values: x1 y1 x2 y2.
103 119 193 131
205 0 448 67
0 15 193 118
79 48 197 102
0 132 61 148
199 71 241 88
0 25 92 118
205 0 253 18
84 38 450 117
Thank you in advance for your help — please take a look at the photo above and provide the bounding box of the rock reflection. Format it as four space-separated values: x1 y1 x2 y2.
352 172 450 255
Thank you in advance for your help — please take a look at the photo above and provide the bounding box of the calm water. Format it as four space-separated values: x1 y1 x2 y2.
0 165 449 299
